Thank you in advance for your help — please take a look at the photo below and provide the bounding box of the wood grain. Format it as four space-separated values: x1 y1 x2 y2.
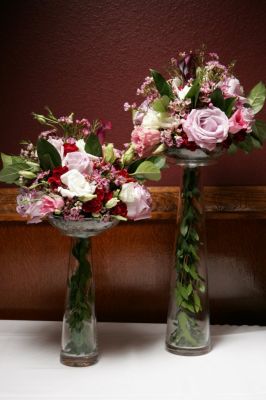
0 186 266 324
1 186 266 221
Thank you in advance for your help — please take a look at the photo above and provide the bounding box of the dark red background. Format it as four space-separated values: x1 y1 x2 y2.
1 0 266 185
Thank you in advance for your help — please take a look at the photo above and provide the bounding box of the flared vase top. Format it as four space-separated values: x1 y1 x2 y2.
48 216 119 238
166 148 224 167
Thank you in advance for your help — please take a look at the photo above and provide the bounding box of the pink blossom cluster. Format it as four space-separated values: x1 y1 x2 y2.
126 50 259 155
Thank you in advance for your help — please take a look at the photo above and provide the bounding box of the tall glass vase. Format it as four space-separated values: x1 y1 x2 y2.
48 217 118 367
165 149 219 356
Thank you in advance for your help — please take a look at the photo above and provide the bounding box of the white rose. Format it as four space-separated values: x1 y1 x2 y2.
58 169 96 200
142 108 179 130
76 138 100 161
119 182 151 221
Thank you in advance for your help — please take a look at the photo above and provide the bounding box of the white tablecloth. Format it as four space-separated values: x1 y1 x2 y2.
0 321 265 400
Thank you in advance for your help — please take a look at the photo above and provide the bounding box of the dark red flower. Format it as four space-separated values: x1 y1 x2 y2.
222 136 233 149
82 198 102 214
48 166 68 190
110 201 127 218
234 130 247 142
63 143 79 156
96 121 112 144
181 136 197 151
82 188 106 214
104 191 113 203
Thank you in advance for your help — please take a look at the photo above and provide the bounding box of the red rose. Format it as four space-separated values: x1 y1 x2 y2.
110 201 127 218
63 143 79 156
82 198 102 214
48 166 68 190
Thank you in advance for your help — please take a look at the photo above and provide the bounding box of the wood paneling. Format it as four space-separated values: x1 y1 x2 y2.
0 187 266 324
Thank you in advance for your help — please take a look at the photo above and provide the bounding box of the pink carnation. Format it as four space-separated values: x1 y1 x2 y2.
229 107 254 134
131 126 161 157
182 107 229 151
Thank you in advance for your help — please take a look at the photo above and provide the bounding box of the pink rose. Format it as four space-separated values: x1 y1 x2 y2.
229 107 254 134
182 107 229 151
62 151 93 174
119 182 152 221
221 77 246 104
131 126 161 157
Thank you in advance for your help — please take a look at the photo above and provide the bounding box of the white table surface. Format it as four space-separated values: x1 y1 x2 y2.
0 321 266 400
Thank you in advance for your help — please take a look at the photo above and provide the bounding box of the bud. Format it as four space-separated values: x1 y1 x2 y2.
26 161 40 172
34 114 47 124
18 170 37 179
152 143 166 155
122 144 135 165
103 143 116 164
105 197 119 209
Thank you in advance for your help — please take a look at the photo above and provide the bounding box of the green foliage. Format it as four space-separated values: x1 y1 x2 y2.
185 78 201 108
152 95 170 112
150 69 174 100
247 81 266 114
130 160 161 181
0 162 31 184
210 88 236 116
1 153 24 168
252 120 266 143
85 134 102 157
37 139 61 170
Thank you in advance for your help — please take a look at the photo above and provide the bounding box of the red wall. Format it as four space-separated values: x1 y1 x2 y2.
1 0 266 185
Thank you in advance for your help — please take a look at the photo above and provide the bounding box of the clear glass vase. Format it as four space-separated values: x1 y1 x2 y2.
165 148 220 356
48 217 118 367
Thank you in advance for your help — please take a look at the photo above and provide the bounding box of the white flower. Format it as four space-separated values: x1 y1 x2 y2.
76 138 100 161
76 139 86 152
172 79 191 100
119 182 151 221
142 108 179 130
58 169 96 200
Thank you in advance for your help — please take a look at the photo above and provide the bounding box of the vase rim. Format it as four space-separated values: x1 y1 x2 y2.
48 214 119 238
166 148 223 167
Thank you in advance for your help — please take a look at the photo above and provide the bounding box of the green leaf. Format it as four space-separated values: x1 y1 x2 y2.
1 153 24 168
85 134 102 157
247 81 266 114
179 285 189 300
131 160 161 181
228 142 238 155
0 162 30 184
210 88 225 111
152 95 170 112
147 155 166 170
150 69 174 100
127 158 145 174
37 139 61 170
180 221 188 237
185 78 201 107
193 292 202 313
224 97 236 117
252 120 266 143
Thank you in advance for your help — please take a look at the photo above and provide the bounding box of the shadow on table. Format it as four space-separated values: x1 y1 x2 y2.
97 323 164 356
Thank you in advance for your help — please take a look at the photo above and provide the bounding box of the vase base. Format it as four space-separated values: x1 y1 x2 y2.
60 352 98 367
166 342 211 356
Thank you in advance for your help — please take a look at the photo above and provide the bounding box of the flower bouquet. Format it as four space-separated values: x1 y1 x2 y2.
0 108 159 366
125 49 266 355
